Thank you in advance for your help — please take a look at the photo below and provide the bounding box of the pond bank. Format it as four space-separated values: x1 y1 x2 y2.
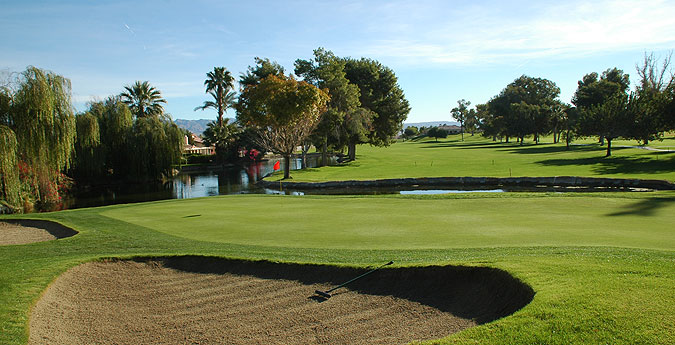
259 176 675 191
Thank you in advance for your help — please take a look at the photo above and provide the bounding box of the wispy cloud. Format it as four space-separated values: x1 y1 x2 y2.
356 0 675 66
123 23 135 35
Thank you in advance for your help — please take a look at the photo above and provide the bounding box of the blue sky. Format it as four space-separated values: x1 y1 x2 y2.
2 0 674 123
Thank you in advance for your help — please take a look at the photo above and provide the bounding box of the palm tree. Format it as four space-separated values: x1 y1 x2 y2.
195 67 235 126
202 118 240 163
120 81 166 118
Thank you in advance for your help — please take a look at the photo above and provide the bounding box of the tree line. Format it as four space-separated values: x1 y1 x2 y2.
197 48 410 179
1 69 184 212
0 48 410 211
446 53 674 157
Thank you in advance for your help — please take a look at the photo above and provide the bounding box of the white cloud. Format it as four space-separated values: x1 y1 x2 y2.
357 0 675 66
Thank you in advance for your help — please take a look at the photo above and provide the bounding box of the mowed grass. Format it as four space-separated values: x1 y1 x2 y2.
268 134 675 182
1 192 674 345
2 135 675 344
102 193 675 251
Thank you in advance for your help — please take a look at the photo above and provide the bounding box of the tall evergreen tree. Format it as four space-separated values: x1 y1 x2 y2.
486 75 560 144
573 67 631 150
572 68 630 109
578 94 632 157
343 57 410 147
239 57 285 88
295 48 366 162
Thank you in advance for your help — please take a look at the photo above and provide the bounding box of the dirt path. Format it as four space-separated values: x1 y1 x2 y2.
29 260 490 345
0 220 76 245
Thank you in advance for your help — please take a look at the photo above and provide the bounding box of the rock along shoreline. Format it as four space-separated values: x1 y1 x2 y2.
259 176 675 191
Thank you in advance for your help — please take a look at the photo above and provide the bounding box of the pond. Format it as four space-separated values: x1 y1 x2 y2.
64 154 650 210
65 155 337 209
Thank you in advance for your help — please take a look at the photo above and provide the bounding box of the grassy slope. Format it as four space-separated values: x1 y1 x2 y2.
1 192 674 345
268 135 675 182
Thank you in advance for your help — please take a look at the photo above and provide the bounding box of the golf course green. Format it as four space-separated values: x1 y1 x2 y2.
102 193 675 251
1 134 674 344
268 135 675 182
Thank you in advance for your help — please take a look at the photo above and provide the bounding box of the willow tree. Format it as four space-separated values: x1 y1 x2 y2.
0 125 19 208
73 112 102 180
98 97 134 178
1 87 20 207
129 116 184 181
237 74 329 179
71 95 180 183
1 67 76 208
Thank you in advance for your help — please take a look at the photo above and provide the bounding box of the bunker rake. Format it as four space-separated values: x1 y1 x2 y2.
314 261 394 299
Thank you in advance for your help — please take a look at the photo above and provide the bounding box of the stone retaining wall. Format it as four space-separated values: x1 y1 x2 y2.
259 176 675 190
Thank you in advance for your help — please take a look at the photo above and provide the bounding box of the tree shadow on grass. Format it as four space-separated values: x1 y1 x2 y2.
607 197 675 216
536 154 675 175
417 141 513 149
499 144 603 155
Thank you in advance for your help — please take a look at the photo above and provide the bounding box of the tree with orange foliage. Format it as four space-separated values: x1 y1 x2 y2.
237 73 329 179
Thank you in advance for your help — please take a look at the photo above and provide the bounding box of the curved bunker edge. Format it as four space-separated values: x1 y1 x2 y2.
1 219 78 240
133 255 535 325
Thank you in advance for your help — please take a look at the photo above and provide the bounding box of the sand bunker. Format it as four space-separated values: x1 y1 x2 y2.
30 257 534 345
0 219 77 245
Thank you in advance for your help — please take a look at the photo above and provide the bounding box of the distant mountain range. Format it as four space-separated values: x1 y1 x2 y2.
174 118 221 135
176 118 458 136
403 121 459 128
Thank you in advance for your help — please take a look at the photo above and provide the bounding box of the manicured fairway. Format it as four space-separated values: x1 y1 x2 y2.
1 192 674 345
2 135 675 344
270 135 675 182
102 193 675 251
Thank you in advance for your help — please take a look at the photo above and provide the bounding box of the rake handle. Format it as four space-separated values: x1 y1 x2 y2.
325 261 393 293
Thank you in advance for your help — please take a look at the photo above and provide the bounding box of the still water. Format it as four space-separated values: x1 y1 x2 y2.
66 154 512 209
67 156 334 209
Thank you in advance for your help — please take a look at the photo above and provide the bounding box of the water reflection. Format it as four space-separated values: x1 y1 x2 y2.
171 155 336 199
67 155 336 209
400 189 505 195
261 189 505 196
69 153 635 210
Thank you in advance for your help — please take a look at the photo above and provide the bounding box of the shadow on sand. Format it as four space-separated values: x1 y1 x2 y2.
2 219 78 238
136 256 536 325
